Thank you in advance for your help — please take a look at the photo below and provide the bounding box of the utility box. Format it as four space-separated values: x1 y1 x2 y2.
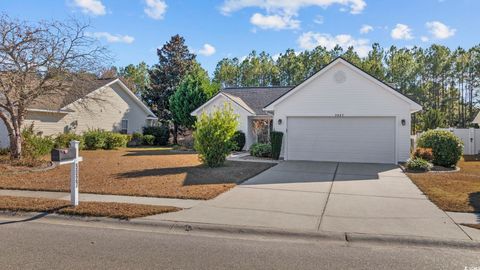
51 148 76 162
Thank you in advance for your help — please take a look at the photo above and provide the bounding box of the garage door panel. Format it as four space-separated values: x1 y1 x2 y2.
287 117 395 164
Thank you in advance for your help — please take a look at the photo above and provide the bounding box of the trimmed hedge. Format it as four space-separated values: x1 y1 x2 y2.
231 131 246 151
54 133 84 150
104 132 129 150
417 130 463 167
143 126 169 146
250 143 272 158
83 130 129 150
270 131 283 160
143 134 155 145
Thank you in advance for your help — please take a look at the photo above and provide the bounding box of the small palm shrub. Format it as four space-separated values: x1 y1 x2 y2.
417 130 463 167
412 147 434 162
406 158 432 172
143 134 155 145
194 104 239 167
250 143 272 158
231 131 246 151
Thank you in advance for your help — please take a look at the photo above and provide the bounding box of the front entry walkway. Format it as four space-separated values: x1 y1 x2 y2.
146 161 471 240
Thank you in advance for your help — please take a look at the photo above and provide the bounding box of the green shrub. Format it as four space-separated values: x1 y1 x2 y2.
194 104 239 167
406 158 432 172
143 134 155 145
250 143 272 158
128 132 143 146
21 126 54 161
104 132 129 150
54 133 84 149
412 147 434 162
270 131 283 160
231 131 246 151
83 129 107 150
417 130 463 167
143 126 169 146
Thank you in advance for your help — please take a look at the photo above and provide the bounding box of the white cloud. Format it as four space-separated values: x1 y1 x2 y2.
359 24 373 34
221 0 365 30
221 0 367 15
390 23 414 40
86 32 134 44
426 21 456 39
198 44 216 56
144 0 167 20
297 31 370 57
420 36 429 42
250 13 300 30
72 0 106 15
313 15 324 24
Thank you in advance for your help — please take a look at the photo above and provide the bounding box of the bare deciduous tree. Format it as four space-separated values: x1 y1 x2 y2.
0 15 110 159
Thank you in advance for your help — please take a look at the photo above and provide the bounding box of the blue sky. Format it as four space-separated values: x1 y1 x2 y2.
2 0 479 75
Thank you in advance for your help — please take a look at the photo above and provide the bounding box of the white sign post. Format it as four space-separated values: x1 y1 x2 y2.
70 140 80 206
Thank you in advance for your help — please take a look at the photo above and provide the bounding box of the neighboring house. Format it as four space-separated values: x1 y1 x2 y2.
0 78 157 148
192 57 422 164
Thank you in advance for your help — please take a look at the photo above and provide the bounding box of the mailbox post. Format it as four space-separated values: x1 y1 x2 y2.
70 141 80 206
51 140 83 207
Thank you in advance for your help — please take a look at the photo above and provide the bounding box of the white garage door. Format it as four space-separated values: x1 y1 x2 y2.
286 117 396 164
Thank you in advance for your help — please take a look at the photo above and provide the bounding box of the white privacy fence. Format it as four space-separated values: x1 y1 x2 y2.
414 128 480 155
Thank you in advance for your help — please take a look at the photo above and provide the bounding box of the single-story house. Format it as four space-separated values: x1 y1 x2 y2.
0 78 157 148
192 57 422 164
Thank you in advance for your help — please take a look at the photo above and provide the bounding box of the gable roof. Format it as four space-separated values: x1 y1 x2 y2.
264 57 422 113
29 78 118 112
29 78 157 118
222 87 292 115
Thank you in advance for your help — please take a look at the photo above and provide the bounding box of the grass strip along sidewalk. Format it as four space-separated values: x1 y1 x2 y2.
0 196 180 219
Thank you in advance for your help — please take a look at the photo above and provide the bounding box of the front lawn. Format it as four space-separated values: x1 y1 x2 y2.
407 158 480 213
0 195 179 219
0 148 274 200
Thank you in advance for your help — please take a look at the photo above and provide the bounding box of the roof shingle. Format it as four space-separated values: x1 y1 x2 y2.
221 86 293 115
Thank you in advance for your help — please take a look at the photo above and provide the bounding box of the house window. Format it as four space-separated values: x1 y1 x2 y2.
121 119 128 134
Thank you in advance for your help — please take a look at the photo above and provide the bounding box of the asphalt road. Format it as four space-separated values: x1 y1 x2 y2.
0 216 479 270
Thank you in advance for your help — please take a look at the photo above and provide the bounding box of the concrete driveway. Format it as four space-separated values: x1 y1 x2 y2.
150 161 470 240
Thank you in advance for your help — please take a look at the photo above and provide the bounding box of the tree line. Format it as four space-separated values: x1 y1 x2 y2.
116 39 480 136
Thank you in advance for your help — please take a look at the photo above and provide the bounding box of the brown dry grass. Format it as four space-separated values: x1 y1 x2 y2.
407 158 480 213
0 148 275 200
0 195 179 219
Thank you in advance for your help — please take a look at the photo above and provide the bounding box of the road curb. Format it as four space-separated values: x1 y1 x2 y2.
1 211 479 249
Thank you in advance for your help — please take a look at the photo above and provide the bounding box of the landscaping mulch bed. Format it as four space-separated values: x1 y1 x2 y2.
407 159 480 213
0 195 179 219
0 148 275 200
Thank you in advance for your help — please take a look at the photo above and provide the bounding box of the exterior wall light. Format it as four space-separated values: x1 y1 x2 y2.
401 119 406 126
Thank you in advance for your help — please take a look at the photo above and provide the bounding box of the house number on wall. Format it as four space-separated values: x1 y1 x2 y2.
334 114 344 117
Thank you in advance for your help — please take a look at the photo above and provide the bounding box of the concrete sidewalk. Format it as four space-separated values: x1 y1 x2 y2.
0 189 201 209
144 161 475 241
